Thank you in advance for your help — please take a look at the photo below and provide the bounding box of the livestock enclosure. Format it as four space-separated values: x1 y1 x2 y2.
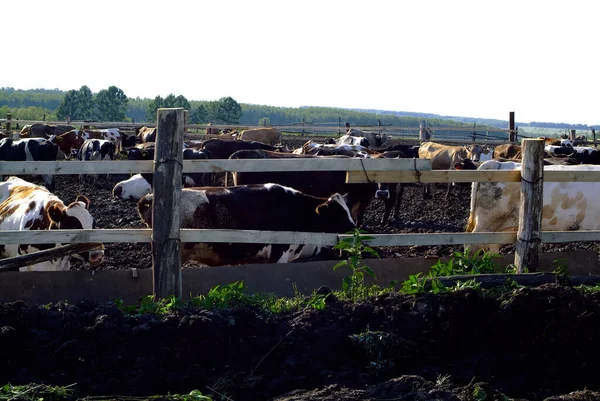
6 110 600 401
2 108 600 299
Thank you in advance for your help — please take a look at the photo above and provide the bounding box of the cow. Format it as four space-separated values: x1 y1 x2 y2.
238 128 282 146
52 129 124 156
293 140 374 157
112 174 152 201
377 144 420 158
136 126 156 143
205 123 220 135
76 139 117 182
418 141 486 199
228 149 376 226
337 134 370 148
345 128 386 148
372 150 410 223
20 124 75 139
465 160 600 254
200 139 284 160
0 138 59 190
493 144 523 159
136 184 356 266
0 176 104 271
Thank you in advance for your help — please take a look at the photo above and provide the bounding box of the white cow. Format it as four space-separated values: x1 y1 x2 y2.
466 160 600 253
112 174 152 201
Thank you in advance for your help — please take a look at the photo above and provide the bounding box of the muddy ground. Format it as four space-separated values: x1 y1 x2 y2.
4 137 600 400
2 284 600 400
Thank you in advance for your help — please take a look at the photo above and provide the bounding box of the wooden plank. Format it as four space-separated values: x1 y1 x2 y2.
0 160 154 175
0 158 432 175
152 108 184 299
0 229 152 244
0 243 104 273
346 170 521 183
544 171 600 182
2 229 600 246
514 139 545 273
341 232 518 247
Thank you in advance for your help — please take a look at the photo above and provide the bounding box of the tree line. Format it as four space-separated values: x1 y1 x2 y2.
4 86 567 131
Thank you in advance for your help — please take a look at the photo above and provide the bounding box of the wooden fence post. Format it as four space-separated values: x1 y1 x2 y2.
6 113 12 136
514 138 545 273
508 111 515 142
152 108 184 299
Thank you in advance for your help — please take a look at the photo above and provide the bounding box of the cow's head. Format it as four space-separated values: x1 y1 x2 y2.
47 195 104 265
315 193 356 228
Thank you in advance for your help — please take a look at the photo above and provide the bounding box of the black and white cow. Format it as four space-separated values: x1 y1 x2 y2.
228 149 376 226
112 147 210 200
76 139 117 182
0 138 59 190
0 176 104 271
137 183 356 266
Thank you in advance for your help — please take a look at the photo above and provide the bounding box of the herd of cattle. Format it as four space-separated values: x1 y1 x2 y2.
2 123 600 271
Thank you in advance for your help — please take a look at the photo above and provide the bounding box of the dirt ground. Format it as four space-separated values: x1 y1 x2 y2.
2 284 600 400
4 137 600 400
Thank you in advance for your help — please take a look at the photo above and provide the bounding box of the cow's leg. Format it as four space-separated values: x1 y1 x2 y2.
422 183 432 200
379 183 396 224
392 183 404 220
445 182 451 200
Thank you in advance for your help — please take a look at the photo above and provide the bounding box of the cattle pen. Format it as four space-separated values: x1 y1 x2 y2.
2 108 600 303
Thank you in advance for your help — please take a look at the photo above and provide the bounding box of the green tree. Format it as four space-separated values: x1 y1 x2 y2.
209 96 242 124
96 86 128 121
145 95 164 122
191 104 208 124
76 85 95 120
56 89 78 120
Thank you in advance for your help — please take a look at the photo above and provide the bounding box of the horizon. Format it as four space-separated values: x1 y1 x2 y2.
4 0 599 126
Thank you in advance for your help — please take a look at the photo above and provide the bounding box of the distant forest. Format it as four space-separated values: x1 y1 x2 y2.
0 87 594 131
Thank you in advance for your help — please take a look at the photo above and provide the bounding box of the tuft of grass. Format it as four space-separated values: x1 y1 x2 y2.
0 383 74 401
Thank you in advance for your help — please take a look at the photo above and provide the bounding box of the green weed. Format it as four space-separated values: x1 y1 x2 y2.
334 229 380 300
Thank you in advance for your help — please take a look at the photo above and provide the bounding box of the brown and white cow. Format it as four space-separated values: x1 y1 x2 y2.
228 149 376 226
52 129 124 157
0 176 104 271
136 126 156 143
493 144 523 159
238 128 282 146
137 183 356 266
465 160 600 254
418 141 486 199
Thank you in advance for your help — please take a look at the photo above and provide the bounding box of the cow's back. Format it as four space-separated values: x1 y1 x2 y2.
238 128 282 146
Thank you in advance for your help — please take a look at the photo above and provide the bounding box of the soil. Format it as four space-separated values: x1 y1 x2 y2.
4 137 600 400
2 284 600 400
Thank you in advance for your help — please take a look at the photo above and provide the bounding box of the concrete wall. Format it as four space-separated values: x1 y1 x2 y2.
1 251 599 305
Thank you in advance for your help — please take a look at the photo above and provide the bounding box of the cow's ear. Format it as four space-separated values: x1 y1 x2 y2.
75 195 90 209
48 204 66 223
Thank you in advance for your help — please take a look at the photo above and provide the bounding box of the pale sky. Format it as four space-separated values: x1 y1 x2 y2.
4 0 598 125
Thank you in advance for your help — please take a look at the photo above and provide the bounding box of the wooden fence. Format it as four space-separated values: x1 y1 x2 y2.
2 109 600 298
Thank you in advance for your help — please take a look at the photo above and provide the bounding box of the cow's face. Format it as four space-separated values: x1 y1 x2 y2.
47 196 104 265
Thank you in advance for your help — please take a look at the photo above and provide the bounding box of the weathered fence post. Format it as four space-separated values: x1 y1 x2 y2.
570 129 576 142
593 128 597 147
152 108 184 299
6 113 12 135
508 111 516 142
514 138 545 273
